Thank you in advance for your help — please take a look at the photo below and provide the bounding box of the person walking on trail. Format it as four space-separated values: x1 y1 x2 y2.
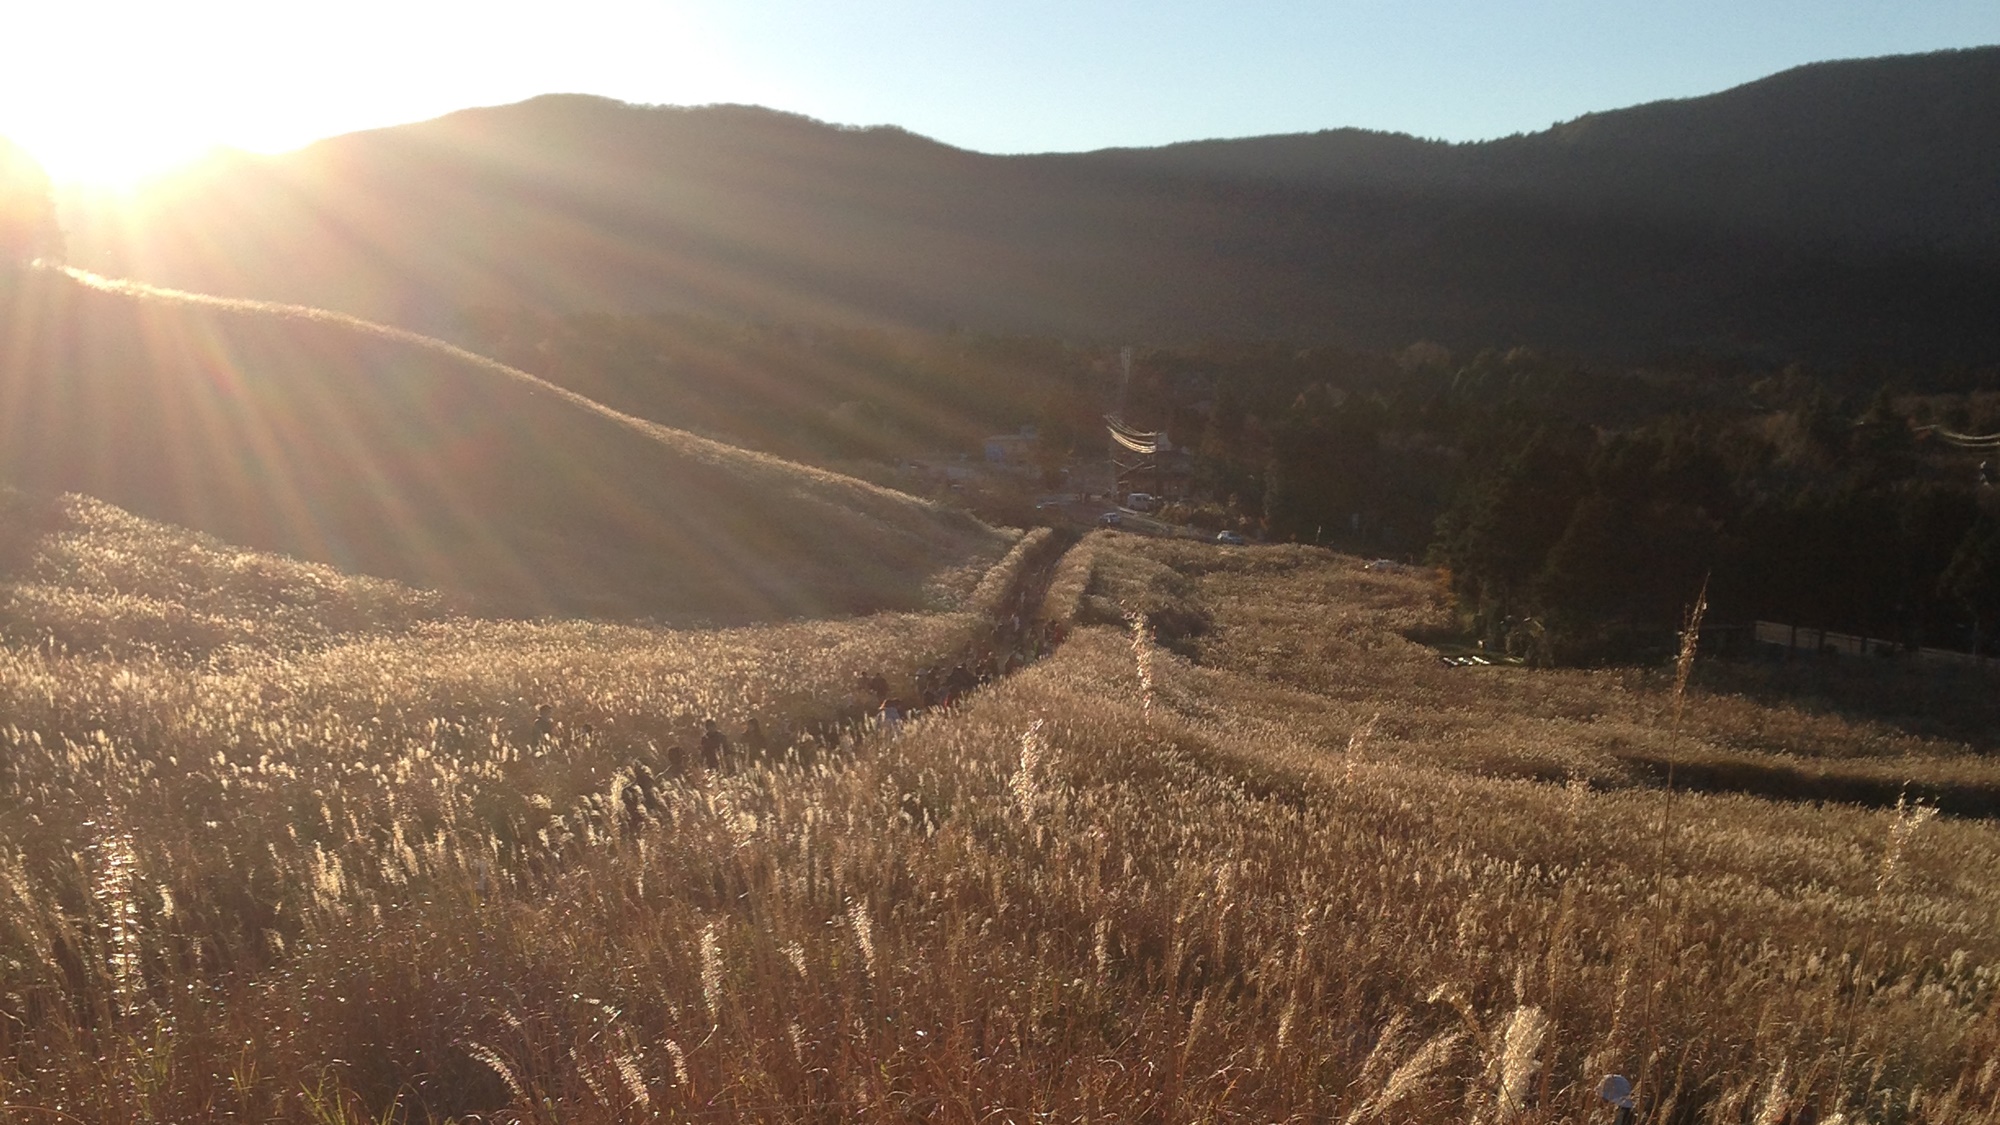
945 663 976 705
792 731 821 772
879 696 906 736
742 717 770 763
699 718 730 773
530 704 556 750
662 742 689 779
621 761 664 833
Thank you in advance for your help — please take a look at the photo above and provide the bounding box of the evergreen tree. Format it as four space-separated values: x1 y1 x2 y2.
1263 384 1380 542
1435 423 1591 620
1940 514 2000 652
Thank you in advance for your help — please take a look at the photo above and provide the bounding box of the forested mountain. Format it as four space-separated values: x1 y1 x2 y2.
60 47 2000 364
1089 47 2000 262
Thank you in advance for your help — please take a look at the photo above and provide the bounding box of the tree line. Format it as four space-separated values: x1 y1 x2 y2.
449 308 2000 662
1150 343 2000 661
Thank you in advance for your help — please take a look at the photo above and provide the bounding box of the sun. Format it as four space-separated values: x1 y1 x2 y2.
11 118 221 189
1 1 751 191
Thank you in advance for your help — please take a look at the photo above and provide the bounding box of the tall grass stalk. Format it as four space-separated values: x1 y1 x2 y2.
1659 574 1709 848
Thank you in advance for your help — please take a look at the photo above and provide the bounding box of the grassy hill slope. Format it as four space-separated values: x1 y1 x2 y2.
0 267 1006 622
3 530 1997 1121
0 486 452 657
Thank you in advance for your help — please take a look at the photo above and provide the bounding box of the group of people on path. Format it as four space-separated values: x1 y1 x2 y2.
513 554 1074 835
517 634 1057 822
479 562 1079 864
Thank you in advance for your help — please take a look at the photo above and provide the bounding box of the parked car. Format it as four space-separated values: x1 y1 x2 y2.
1215 530 1246 545
1124 492 1158 511
1097 512 1123 526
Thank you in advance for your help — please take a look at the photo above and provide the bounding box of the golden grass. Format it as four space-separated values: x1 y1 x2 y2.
1 517 1997 1122
1099 535 2000 805
0 488 454 657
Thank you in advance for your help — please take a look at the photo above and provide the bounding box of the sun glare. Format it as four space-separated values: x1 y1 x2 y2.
12 121 222 189
25 148 192 190
0 0 753 191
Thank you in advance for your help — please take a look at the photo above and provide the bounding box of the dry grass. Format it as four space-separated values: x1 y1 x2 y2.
1095 535 2000 807
0 488 454 658
2 517 1998 1122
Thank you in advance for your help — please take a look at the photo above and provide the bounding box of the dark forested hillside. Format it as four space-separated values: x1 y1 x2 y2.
1076 338 2000 663
59 47 2000 364
1092 47 2000 262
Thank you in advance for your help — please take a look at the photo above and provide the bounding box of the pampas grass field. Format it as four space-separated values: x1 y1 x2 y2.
2 514 1998 1122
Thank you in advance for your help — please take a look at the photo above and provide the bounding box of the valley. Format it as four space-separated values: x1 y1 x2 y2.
4 39 2000 1124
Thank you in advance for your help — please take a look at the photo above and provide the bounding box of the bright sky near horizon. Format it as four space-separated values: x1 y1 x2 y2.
5 0 1997 184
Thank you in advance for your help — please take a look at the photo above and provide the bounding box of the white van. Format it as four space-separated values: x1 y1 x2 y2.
1125 493 1158 512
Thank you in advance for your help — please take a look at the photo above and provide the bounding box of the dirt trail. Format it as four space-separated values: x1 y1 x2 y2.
715 527 1077 751
489 531 1086 876
877 527 1076 722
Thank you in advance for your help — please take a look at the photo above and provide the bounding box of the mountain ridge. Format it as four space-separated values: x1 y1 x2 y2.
59 46 2000 362
1079 46 2000 259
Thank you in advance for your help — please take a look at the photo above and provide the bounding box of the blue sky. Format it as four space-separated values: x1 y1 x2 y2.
683 0 1998 148
5 0 1997 182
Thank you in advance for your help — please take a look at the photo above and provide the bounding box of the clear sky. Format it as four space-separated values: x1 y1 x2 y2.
5 0 1997 184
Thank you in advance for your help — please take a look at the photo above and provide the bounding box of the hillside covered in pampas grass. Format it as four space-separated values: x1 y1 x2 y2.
0 266 1006 623
1 515 1996 1122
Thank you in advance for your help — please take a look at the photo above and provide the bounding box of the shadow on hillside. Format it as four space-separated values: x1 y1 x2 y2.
1612 750 2000 819
1697 654 2000 756
0 491 62 578
0 270 1001 624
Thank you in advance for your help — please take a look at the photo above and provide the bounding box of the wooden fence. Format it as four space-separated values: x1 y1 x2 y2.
1752 621 1989 668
